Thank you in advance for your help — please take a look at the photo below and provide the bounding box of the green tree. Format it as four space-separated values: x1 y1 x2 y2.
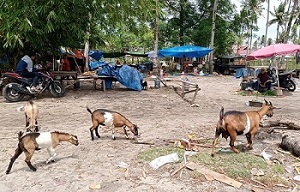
268 2 287 43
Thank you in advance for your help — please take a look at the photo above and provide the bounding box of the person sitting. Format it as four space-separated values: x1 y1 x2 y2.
253 68 271 92
61 54 71 71
15 52 40 92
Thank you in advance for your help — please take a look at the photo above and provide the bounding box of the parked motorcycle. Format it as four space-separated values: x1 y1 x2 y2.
267 65 297 92
0 70 65 102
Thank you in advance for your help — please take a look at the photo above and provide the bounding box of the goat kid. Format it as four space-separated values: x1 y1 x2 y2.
18 100 39 132
86 107 139 140
211 99 278 157
6 131 79 174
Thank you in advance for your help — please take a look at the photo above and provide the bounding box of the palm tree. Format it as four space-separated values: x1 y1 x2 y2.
268 2 286 43
284 0 299 43
241 0 263 54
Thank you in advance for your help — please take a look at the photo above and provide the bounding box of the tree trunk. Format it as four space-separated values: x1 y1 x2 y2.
280 135 300 157
209 0 218 74
264 0 270 46
284 0 298 43
153 0 160 76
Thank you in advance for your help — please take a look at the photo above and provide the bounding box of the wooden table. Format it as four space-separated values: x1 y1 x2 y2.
52 71 117 91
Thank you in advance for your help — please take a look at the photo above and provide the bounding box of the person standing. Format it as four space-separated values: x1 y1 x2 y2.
15 52 40 92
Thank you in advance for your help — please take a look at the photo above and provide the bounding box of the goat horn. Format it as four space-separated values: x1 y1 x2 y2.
264 99 268 104
272 106 281 109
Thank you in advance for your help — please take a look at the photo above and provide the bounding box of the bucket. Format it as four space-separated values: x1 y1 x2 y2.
183 77 189 91
276 89 283 96
154 78 160 88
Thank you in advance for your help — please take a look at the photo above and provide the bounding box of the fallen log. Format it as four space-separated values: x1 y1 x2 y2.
280 135 300 157
260 120 300 130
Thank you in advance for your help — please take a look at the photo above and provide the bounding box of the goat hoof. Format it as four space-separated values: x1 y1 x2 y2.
31 168 37 171
112 136 116 140
5 170 10 174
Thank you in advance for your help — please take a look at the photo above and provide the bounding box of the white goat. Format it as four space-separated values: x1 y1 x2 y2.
6 131 79 174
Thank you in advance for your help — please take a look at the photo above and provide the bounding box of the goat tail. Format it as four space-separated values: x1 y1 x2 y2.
219 106 224 120
29 100 34 105
86 107 93 114
18 131 24 141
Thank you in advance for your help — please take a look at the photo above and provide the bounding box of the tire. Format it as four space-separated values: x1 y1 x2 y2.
49 81 65 97
287 80 296 92
2 83 25 102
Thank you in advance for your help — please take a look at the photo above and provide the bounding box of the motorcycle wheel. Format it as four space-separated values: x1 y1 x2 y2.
2 83 25 102
287 80 296 92
49 81 65 97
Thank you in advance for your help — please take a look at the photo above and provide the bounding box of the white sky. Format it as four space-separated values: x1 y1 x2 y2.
232 0 282 40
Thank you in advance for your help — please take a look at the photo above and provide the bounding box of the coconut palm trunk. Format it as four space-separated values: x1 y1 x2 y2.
209 0 218 74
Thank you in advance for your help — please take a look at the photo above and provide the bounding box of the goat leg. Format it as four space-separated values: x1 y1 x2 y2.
123 126 129 139
24 150 36 171
229 135 240 153
111 127 116 140
245 132 253 150
90 127 95 140
6 146 23 174
211 129 222 157
46 148 57 164
95 126 100 138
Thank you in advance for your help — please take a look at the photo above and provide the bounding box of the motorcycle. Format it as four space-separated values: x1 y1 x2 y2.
0 70 65 102
267 65 297 92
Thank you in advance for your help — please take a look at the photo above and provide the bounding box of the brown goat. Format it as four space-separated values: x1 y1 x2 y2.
211 99 278 157
87 107 139 140
18 100 39 132
6 131 79 174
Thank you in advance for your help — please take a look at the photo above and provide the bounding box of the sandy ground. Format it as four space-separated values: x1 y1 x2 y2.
0 74 300 192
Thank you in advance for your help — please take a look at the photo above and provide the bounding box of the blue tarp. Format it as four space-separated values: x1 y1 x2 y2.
89 50 103 61
89 61 107 70
235 68 247 78
96 64 143 91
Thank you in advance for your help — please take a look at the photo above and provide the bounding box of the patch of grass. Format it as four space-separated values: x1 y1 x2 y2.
261 90 277 96
138 146 287 186
190 152 268 178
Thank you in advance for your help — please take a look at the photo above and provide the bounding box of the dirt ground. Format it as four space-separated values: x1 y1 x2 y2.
0 74 300 192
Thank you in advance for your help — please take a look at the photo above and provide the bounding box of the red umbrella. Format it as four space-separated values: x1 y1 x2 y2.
246 43 300 92
246 43 300 60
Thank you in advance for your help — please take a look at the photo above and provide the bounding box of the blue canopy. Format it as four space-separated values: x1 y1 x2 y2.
159 45 212 58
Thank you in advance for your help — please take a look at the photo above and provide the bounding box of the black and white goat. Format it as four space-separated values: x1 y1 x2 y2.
6 131 79 174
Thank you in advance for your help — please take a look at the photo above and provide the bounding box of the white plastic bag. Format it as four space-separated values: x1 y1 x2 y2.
149 153 179 169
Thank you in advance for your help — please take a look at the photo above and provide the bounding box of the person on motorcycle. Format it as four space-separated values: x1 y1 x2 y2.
15 52 40 92
253 68 271 91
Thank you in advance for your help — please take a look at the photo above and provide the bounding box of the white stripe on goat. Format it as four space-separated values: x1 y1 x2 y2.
244 114 251 134
35 132 52 148
104 112 114 126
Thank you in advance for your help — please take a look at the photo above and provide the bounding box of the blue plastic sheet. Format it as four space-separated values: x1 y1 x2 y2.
116 65 143 91
96 64 143 91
